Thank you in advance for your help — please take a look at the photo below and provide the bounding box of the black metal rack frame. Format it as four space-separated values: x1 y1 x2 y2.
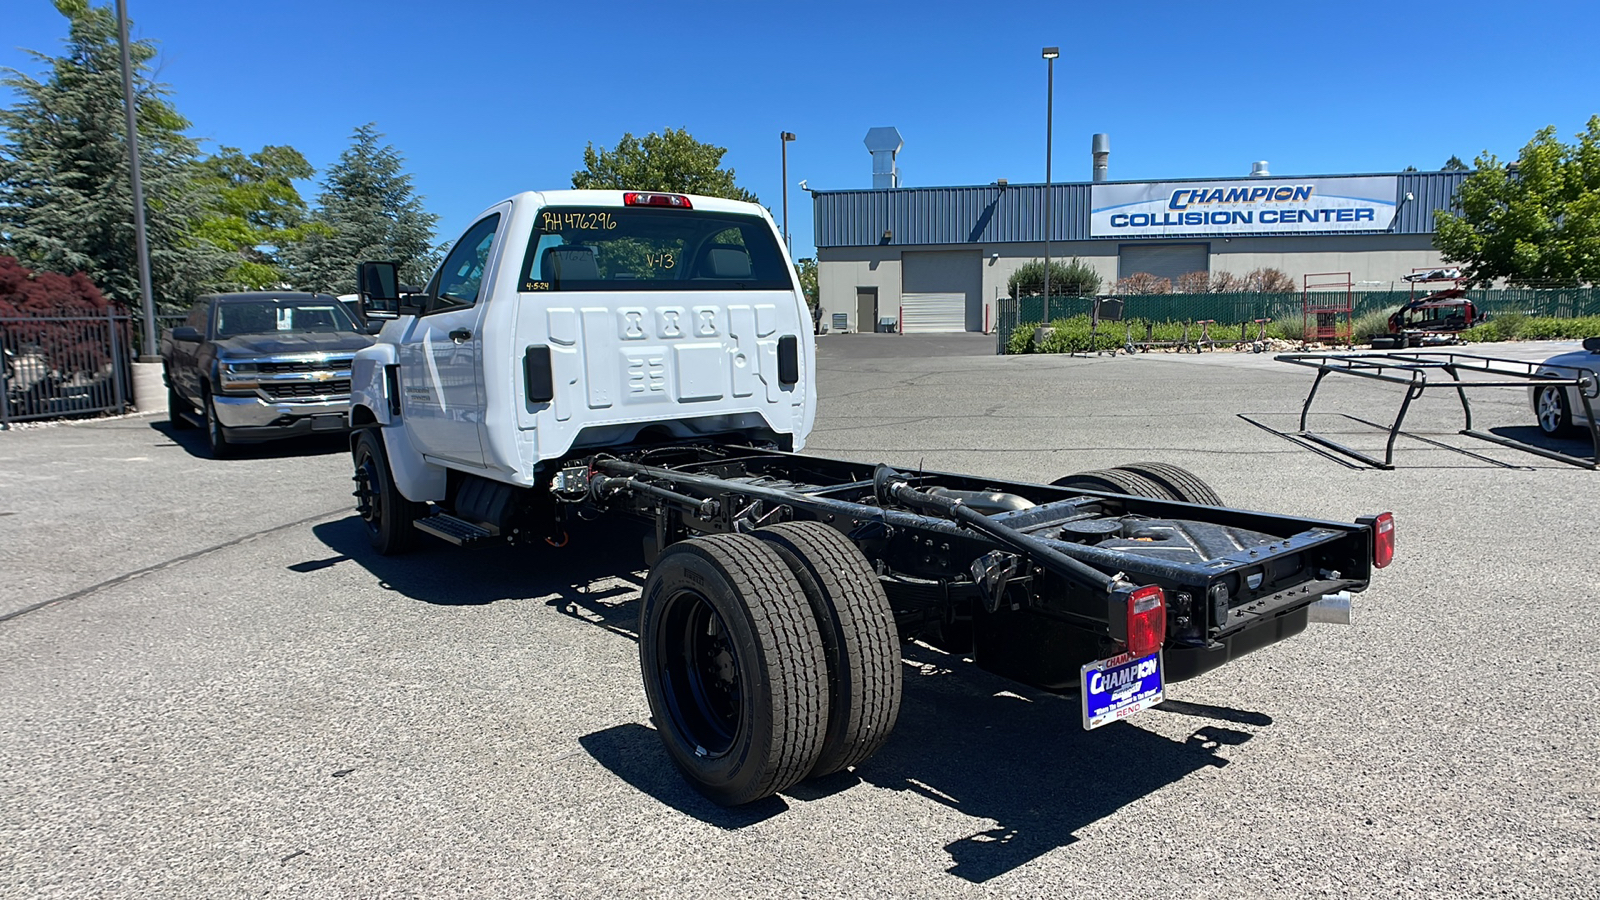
1273 350 1600 470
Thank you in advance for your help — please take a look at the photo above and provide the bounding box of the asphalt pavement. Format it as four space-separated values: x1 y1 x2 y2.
2 337 1596 898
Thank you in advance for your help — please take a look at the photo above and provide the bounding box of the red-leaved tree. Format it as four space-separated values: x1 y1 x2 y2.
0 256 121 375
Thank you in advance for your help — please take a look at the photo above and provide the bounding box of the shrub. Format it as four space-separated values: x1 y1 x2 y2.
1008 258 1101 298
1463 314 1600 342
1239 267 1298 293
1352 308 1398 343
0 256 120 373
1114 272 1172 295
1006 323 1038 354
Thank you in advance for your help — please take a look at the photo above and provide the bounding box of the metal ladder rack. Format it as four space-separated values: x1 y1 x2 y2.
1273 350 1600 469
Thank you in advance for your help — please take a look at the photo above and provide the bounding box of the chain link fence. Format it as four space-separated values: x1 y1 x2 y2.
995 288 1600 353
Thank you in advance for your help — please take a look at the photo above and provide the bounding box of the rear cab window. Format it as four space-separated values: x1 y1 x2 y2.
519 207 794 292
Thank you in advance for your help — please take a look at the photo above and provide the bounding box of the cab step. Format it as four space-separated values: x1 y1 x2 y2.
413 514 499 547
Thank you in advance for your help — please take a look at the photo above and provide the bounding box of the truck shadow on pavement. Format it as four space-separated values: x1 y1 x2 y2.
310 515 648 608
312 515 1267 881
149 419 347 460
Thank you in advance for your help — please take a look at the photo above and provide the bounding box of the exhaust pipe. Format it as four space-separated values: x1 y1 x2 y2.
1308 590 1352 625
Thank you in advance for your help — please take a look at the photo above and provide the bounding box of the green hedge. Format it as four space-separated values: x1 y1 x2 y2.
1007 314 1294 354
1460 315 1600 342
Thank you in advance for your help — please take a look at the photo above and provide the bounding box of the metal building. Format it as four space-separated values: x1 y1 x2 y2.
811 159 1468 334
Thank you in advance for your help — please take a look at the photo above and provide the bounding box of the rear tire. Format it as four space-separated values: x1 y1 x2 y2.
1051 468 1169 499
640 534 829 806
1110 462 1224 506
352 429 424 555
753 522 901 778
1535 384 1575 437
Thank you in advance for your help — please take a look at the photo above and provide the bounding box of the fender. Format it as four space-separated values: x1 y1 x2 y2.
381 421 447 503
350 341 399 426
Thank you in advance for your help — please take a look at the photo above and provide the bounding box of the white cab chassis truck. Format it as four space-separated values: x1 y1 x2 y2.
348 190 1394 806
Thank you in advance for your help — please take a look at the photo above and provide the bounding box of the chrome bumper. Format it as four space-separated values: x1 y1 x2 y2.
210 391 348 430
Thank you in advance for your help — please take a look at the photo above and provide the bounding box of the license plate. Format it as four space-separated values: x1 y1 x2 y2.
1081 650 1164 730
311 416 346 431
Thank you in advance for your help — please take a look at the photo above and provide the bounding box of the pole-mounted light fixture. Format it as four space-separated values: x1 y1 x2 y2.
780 132 797 252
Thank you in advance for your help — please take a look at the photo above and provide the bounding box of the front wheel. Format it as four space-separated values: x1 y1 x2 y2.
1536 384 1574 436
203 391 233 458
640 534 829 806
352 429 425 555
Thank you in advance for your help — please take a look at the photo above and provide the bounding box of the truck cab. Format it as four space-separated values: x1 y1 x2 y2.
350 190 816 506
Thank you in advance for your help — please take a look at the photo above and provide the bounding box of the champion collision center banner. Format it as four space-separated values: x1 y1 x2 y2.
1090 176 1398 237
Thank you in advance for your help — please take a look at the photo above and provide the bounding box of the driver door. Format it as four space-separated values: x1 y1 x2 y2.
398 211 504 466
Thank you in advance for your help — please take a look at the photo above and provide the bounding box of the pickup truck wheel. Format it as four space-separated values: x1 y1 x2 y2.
640 533 828 806
167 381 195 430
1535 384 1575 436
1110 462 1224 506
1051 468 1168 499
754 522 901 778
203 392 233 458
352 430 425 555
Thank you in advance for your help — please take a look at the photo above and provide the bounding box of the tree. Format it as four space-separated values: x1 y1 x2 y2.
1442 155 1469 171
286 124 440 293
192 144 317 289
795 257 819 320
1434 117 1600 287
1008 258 1101 297
572 129 758 202
0 0 226 310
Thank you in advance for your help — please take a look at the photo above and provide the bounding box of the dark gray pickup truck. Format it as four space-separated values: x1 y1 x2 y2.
160 292 375 457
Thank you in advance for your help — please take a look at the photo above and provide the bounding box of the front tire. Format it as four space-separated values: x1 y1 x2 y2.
753 522 901 778
640 534 828 806
203 391 233 458
1536 384 1575 436
352 429 425 555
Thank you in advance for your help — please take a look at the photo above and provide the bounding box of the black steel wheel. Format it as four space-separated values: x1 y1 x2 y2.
1051 468 1169 499
167 379 195 430
754 522 901 778
1535 384 1575 436
202 391 233 458
352 429 425 555
640 534 828 806
1110 462 1224 506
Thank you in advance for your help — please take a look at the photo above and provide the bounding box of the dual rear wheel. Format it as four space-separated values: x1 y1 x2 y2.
1052 461 1223 506
639 523 901 806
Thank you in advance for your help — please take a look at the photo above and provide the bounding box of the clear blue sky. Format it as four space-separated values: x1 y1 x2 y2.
4 0 1597 262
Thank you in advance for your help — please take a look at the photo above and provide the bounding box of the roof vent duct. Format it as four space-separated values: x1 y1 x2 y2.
1251 160 1271 177
1092 133 1109 182
864 127 903 189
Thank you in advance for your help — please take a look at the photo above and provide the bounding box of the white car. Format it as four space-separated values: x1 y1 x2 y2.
1530 337 1600 436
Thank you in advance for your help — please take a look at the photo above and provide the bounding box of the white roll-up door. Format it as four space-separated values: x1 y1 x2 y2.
902 249 983 331
1117 244 1208 284
899 293 967 333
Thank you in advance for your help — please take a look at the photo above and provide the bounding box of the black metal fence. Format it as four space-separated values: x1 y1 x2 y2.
1 310 134 427
995 287 1600 353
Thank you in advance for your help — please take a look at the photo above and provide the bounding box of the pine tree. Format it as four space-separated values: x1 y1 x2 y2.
287 124 440 293
0 0 226 310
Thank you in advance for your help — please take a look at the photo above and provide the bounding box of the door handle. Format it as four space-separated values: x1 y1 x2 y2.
448 328 472 344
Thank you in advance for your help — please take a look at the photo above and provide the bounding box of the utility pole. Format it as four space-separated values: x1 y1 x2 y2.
780 132 796 252
1042 47 1058 311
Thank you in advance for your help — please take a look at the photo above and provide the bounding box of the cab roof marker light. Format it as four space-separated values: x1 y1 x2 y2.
1373 512 1395 569
623 192 693 209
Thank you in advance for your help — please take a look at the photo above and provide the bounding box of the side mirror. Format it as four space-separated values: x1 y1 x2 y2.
1583 336 1600 353
357 261 403 320
170 325 203 343
363 320 387 336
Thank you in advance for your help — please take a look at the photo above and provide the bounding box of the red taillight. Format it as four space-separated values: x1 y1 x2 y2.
623 191 692 209
1126 585 1166 657
1373 512 1395 568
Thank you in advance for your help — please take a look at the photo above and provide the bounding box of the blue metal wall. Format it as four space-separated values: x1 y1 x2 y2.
813 171 1467 249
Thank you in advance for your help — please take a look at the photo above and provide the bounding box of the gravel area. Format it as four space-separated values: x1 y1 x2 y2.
2 335 1596 898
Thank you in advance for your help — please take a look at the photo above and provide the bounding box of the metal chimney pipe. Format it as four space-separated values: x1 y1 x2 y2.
1251 160 1271 177
1092 133 1109 182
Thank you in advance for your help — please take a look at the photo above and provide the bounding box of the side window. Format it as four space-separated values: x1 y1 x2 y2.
432 214 501 311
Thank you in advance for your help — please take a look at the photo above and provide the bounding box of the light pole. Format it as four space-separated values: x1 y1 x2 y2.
780 132 796 252
1041 47 1058 313
116 0 157 361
